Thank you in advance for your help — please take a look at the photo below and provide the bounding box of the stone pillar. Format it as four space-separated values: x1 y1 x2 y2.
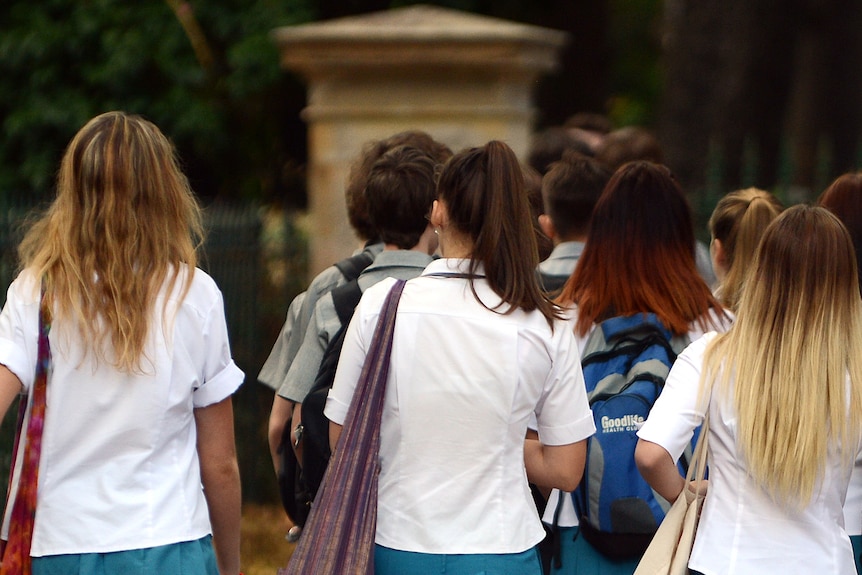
272 4 567 275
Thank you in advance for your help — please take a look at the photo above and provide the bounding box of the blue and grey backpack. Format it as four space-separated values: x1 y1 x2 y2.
569 312 690 560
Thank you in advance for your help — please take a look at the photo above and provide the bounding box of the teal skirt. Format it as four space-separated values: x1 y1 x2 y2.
375 544 542 575
852 534 862 574
550 527 640 575
32 535 217 575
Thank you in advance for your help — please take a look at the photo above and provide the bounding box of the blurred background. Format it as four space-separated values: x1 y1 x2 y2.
0 0 859 566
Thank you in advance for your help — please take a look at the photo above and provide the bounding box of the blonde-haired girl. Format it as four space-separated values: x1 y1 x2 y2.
707 187 783 311
636 205 862 573
0 111 243 574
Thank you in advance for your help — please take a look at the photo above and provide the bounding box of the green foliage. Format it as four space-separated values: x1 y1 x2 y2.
0 0 313 203
608 0 662 127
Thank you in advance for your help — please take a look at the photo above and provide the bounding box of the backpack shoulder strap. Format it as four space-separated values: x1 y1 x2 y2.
333 250 374 283
330 278 364 328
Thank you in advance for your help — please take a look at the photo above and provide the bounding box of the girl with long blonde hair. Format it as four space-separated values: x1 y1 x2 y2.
637 205 862 573
0 111 243 574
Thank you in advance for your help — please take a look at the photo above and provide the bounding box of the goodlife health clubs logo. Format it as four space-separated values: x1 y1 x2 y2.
601 414 643 433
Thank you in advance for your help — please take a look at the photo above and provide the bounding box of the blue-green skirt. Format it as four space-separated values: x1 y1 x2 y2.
852 534 862 574
550 527 640 575
375 544 542 575
32 535 217 575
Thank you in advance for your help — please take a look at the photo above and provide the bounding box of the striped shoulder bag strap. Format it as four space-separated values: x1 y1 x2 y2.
285 279 406 575
1 285 52 575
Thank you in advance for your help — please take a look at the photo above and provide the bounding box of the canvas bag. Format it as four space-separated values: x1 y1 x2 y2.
634 411 710 575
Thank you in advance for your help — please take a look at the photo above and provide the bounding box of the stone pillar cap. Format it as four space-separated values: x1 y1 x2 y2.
272 4 568 74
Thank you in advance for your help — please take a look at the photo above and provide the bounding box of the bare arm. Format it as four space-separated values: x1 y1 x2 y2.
0 364 22 420
329 421 342 454
524 439 587 493
267 394 294 474
635 439 685 503
195 398 241 575
525 429 551 500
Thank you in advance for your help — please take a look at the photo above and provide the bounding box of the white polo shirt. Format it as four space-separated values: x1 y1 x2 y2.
638 333 858 574
325 258 595 555
0 266 244 556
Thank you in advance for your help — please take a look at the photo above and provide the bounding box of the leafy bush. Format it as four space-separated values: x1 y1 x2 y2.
0 0 312 204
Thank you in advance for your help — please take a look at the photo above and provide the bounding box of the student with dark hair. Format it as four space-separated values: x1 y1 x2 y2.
594 126 664 172
528 127 594 175
537 151 611 293
280 144 442 458
818 172 862 573
326 141 595 575
563 112 612 155
545 161 728 575
263 131 451 475
637 205 862 574
344 131 454 242
524 165 555 262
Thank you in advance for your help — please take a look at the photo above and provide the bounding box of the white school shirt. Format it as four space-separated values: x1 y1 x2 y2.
0 266 244 556
638 333 858 575
325 258 595 555
541 307 731 526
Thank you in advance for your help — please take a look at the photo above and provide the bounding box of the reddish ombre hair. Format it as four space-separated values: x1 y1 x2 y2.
559 161 723 336
818 172 862 296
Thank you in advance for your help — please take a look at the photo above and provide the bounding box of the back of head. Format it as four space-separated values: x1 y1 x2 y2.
345 130 453 242
564 112 613 135
19 111 203 372
561 161 720 336
594 126 664 173
436 140 560 324
705 205 862 507
527 127 593 175
818 172 862 295
542 151 611 240
709 188 784 310
364 145 438 250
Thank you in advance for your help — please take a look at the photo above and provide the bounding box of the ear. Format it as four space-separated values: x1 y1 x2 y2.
711 237 727 275
538 214 557 240
430 199 448 228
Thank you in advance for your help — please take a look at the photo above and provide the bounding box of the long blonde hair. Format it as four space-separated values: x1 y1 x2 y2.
708 188 783 310
18 111 204 372
702 205 862 507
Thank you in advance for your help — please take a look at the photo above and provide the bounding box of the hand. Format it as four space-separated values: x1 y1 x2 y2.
686 478 709 496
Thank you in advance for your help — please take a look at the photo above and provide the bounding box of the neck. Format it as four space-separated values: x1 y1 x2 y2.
439 229 473 258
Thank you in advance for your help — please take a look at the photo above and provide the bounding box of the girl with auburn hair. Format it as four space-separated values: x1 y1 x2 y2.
819 172 862 295
545 161 728 575
326 141 595 575
1 112 243 574
708 188 784 311
560 161 725 339
818 172 862 574
637 205 862 573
